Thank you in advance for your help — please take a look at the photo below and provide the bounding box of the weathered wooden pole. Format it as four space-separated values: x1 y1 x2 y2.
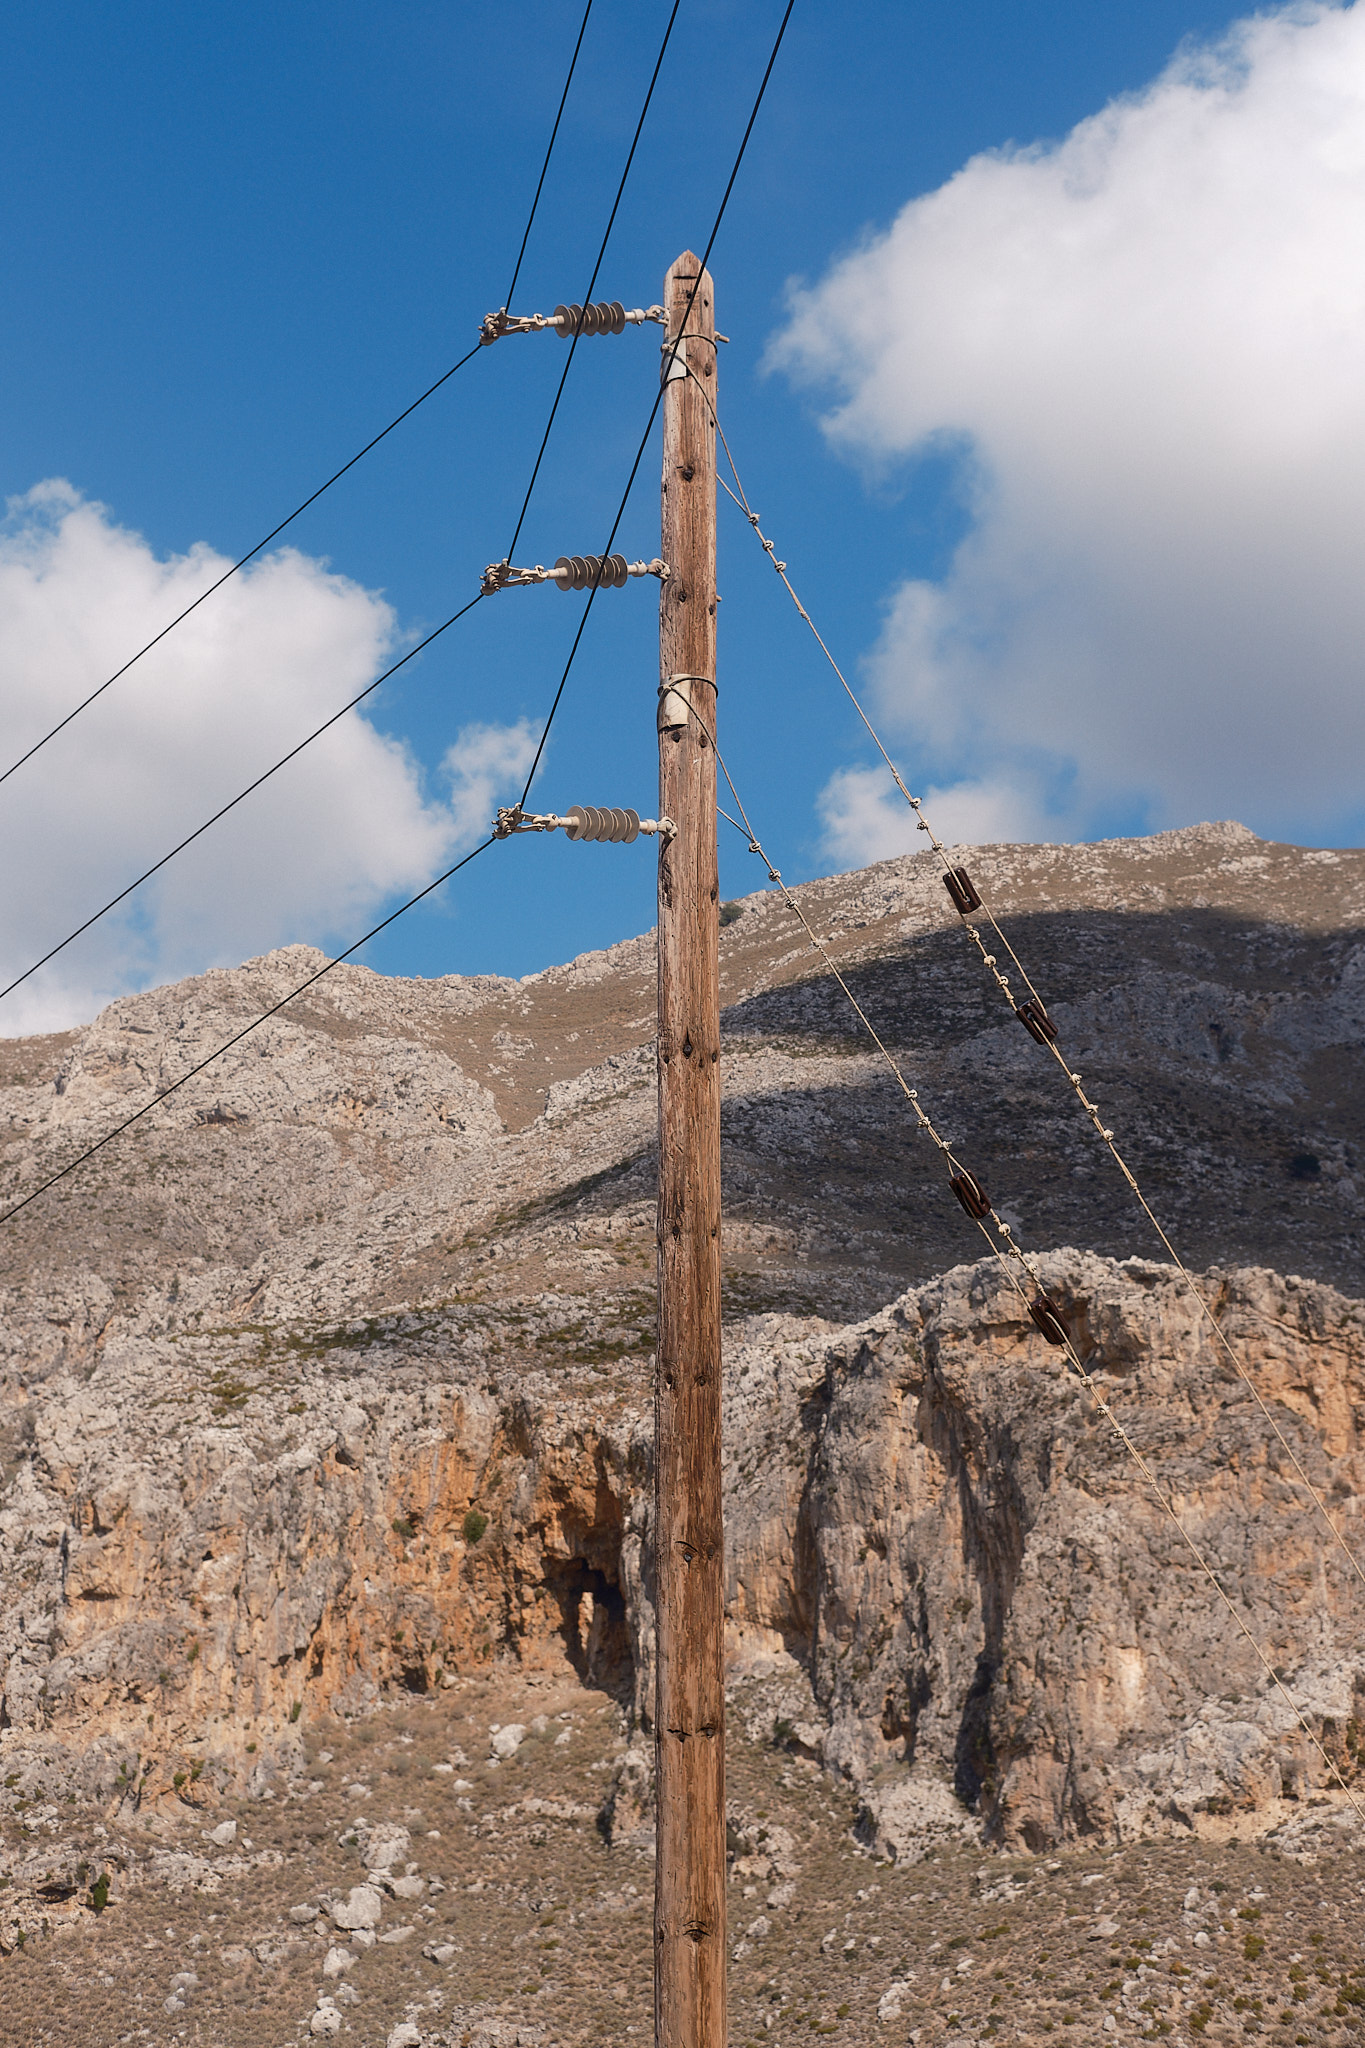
654 249 725 2048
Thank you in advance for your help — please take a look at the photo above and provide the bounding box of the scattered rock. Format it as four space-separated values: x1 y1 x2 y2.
491 1724 526 1760
331 1884 384 1931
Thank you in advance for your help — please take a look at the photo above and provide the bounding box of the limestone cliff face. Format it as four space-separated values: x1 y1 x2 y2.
718 1254 1365 1854
3 1248 1361 1862
2 823 1364 1863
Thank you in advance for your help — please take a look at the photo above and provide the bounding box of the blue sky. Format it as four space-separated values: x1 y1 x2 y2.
3 0 1357 1026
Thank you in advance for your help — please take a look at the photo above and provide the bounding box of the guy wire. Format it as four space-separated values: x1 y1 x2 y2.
709 409 1365 1601
709 725 1365 1829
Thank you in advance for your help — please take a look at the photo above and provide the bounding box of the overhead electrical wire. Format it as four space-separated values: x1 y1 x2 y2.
705 406 1365 1600
516 0 797 804
702 712 1365 1831
2 0 665 1010
0 838 495 1231
0 0 595 796
502 0 681 566
0 0 745 1211
0 595 484 1006
0 0 796 1225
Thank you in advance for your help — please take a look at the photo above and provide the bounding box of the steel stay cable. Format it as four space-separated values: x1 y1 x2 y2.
0 4 597 797
0 839 495 1231
0 596 486 1006
710 417 1365 1600
516 0 796 804
711 747 1365 1829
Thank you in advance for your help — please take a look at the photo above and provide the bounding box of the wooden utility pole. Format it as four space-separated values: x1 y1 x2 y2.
654 249 725 2048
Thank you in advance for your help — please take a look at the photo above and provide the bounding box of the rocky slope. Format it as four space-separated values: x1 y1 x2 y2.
1 821 1364 1965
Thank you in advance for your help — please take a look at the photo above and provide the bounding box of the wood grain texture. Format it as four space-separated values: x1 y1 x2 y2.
654 250 725 2048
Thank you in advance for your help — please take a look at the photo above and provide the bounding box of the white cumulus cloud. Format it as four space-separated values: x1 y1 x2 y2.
0 483 531 1032
772 1 1365 858
817 764 1053 868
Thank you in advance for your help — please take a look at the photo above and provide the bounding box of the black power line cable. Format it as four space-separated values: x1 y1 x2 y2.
2 0 652 1009
502 0 680 566
0 595 484 1006
516 0 797 804
0 839 495 1230
0 0 595 796
0 0 796 1226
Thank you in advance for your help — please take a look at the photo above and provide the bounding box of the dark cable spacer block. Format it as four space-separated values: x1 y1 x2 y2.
949 1170 992 1220
943 867 982 915
1016 998 1059 1046
1028 1295 1070 1347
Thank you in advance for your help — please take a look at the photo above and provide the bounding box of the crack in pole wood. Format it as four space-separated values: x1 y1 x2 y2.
654 248 725 2048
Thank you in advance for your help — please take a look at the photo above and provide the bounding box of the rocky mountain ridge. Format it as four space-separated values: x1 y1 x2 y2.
2 819 1364 1953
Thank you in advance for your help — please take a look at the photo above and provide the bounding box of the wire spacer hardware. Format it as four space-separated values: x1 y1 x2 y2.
949 1169 992 1221
479 301 666 345
943 867 984 916
1015 998 1059 1046
1028 1295 1071 1347
493 804 674 844
480 554 668 596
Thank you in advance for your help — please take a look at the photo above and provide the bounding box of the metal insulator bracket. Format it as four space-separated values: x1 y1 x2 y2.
481 554 668 595
493 804 674 844
479 301 666 345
